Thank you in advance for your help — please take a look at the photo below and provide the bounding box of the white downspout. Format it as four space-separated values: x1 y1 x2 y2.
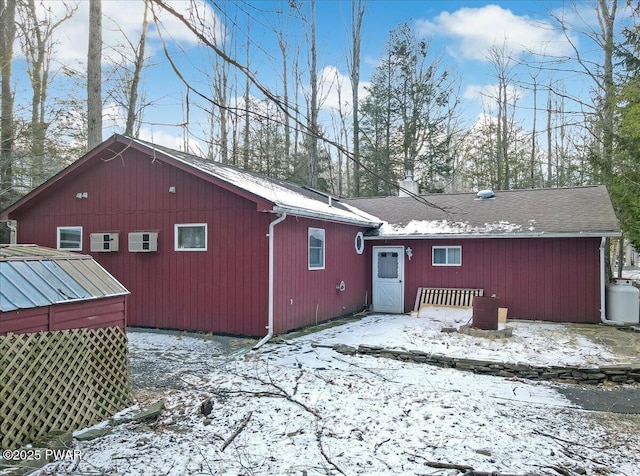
600 236 621 325
253 212 287 349
7 221 17 244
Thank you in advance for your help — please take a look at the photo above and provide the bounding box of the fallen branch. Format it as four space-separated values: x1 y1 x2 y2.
218 388 321 419
533 429 606 451
374 437 390 453
221 411 253 452
424 460 474 471
224 366 323 419
561 447 605 465
543 465 573 476
316 428 346 475
332 355 395 382
406 454 473 471
461 471 540 476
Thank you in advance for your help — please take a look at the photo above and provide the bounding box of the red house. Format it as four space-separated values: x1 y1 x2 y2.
0 135 620 339
346 186 620 324
0 135 379 341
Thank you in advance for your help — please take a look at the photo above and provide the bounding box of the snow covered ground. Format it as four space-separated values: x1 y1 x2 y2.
45 308 640 475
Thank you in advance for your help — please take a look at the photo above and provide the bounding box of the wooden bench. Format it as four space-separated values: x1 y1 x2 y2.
414 287 484 311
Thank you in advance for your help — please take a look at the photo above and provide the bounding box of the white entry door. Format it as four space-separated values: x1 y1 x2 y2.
372 246 404 313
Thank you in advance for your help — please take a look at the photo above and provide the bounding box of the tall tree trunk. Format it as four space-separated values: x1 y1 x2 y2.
23 0 46 183
213 50 229 163
243 27 250 169
87 0 103 150
0 0 16 200
125 0 149 137
495 81 504 189
277 27 290 169
530 76 537 188
293 47 301 158
501 81 509 189
349 0 365 197
547 85 552 185
307 0 319 188
597 0 617 181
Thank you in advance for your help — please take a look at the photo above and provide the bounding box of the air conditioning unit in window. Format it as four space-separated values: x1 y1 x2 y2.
128 231 158 252
90 232 119 252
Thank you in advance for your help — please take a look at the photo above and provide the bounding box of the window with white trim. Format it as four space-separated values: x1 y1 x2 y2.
175 223 207 251
308 227 325 270
57 226 83 251
432 246 461 266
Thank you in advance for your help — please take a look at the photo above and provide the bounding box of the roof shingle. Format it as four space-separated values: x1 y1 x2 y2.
345 186 620 238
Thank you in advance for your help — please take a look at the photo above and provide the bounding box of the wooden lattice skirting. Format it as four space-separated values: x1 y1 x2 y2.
0 326 131 449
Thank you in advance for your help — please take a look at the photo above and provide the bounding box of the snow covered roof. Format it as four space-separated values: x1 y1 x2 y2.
129 137 381 227
345 186 620 238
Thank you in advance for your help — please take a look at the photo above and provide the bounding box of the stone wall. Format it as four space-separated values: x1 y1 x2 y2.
332 344 640 385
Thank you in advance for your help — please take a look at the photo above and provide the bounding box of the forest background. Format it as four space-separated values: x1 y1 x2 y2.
0 0 639 251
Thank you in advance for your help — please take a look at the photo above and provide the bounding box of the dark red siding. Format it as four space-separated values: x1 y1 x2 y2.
12 149 271 336
370 237 602 323
273 218 369 334
0 296 127 335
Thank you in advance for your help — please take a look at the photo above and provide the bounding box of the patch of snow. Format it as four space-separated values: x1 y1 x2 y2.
378 219 524 236
64 311 639 476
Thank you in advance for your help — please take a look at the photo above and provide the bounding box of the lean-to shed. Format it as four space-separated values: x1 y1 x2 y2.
0 244 129 335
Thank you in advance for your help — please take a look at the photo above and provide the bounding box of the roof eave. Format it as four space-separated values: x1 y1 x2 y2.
364 231 621 240
1 135 123 219
272 206 382 228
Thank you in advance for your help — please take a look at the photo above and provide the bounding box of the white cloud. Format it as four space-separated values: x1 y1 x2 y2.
103 102 127 133
464 83 524 107
417 5 574 62
138 128 205 156
19 1 221 70
315 66 370 114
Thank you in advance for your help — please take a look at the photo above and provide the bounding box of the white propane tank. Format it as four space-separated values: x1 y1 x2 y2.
606 279 640 324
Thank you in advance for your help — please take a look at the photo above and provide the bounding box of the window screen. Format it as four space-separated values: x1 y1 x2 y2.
377 251 399 278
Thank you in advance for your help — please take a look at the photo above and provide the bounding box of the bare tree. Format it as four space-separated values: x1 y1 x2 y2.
549 0 619 182
17 0 77 184
125 0 149 136
276 6 293 167
212 48 230 163
529 70 539 188
306 0 319 188
0 0 17 203
146 0 434 204
347 0 365 196
486 43 519 190
87 0 102 149
243 26 250 169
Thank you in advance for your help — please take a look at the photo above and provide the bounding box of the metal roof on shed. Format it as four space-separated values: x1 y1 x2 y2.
0 245 129 312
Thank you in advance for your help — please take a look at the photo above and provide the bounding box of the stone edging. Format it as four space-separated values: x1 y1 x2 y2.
331 344 640 385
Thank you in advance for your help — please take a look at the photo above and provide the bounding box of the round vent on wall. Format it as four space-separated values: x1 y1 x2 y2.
355 231 365 254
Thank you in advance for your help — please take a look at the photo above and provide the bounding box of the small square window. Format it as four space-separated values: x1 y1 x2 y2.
308 227 325 270
57 226 82 251
432 246 461 266
175 224 207 251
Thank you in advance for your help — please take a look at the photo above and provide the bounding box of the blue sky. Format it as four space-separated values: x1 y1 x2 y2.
13 1 627 152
